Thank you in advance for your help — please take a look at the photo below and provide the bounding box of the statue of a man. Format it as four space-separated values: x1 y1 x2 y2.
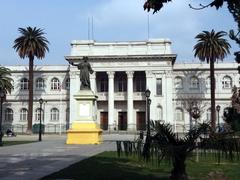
70 57 94 90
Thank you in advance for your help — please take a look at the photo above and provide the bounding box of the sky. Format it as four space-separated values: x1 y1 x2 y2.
0 0 238 66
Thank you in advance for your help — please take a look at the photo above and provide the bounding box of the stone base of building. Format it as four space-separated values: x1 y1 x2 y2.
66 122 102 144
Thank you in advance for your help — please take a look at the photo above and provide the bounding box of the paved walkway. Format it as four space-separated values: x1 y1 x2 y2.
0 134 137 180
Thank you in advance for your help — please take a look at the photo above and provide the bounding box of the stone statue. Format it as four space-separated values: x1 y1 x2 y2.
70 57 94 90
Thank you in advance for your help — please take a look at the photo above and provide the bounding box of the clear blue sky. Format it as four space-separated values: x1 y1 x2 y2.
0 0 238 66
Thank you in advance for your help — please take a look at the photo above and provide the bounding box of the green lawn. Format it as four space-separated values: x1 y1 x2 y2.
41 152 240 180
1 141 36 146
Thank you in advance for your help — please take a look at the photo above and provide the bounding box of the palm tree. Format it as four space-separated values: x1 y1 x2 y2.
0 66 13 94
13 27 49 133
193 30 230 130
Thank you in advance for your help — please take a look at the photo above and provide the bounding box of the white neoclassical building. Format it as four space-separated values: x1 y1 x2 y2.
2 39 238 133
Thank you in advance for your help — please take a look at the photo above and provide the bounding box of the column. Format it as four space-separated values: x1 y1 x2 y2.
107 71 115 130
165 70 173 125
126 71 134 131
145 71 154 120
90 72 96 93
69 70 79 125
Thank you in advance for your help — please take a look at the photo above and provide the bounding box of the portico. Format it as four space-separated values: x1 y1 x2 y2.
65 39 176 131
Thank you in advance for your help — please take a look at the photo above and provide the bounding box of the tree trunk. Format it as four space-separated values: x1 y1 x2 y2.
210 60 216 130
26 57 34 134
170 156 188 180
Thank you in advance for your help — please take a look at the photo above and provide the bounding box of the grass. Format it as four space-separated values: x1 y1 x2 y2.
41 151 240 180
1 141 36 146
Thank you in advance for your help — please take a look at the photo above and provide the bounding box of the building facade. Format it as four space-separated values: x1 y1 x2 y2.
2 39 238 133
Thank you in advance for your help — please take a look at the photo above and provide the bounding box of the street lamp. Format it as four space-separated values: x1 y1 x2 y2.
39 98 44 141
216 105 221 132
145 89 151 138
0 90 5 146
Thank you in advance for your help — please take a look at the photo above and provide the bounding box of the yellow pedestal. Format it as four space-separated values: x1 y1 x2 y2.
66 122 102 144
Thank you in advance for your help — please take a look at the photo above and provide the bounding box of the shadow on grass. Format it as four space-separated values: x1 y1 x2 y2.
42 152 170 180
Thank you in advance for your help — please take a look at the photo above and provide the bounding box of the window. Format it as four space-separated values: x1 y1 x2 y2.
222 76 232 89
20 108 28 121
190 76 199 89
118 76 127 92
5 108 13 122
206 77 211 89
65 78 70 90
99 77 108 92
156 78 162 95
135 78 146 92
156 106 163 121
35 108 43 121
51 108 59 121
51 78 60 90
206 108 211 122
174 77 183 89
36 78 45 90
20 78 29 90
175 108 184 121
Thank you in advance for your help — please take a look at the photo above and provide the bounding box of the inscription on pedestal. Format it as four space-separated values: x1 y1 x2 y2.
79 103 90 117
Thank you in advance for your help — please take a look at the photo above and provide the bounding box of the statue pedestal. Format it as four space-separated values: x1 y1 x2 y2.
66 90 102 144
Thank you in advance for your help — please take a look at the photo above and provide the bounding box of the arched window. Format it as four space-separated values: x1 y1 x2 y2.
222 76 232 89
190 76 199 89
65 78 70 90
156 105 163 121
36 78 45 90
5 108 13 122
35 108 43 121
20 78 29 90
206 108 211 122
206 77 211 89
174 77 183 89
51 108 59 121
20 108 28 121
175 108 184 121
51 78 60 90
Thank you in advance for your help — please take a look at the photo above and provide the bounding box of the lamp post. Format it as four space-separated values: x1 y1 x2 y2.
39 98 44 141
145 89 151 138
0 90 5 146
216 105 221 132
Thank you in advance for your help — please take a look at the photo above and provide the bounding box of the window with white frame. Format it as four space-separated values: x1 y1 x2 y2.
156 78 162 95
20 78 29 90
35 108 43 121
190 76 199 89
51 108 59 121
36 78 45 90
175 108 184 121
174 77 183 89
206 77 211 89
5 108 13 122
51 78 60 90
20 108 28 121
156 106 163 121
206 108 211 122
222 76 232 89
65 78 70 90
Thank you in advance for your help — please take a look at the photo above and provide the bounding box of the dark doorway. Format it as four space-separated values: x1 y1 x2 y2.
118 112 127 130
136 111 146 130
100 112 108 130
